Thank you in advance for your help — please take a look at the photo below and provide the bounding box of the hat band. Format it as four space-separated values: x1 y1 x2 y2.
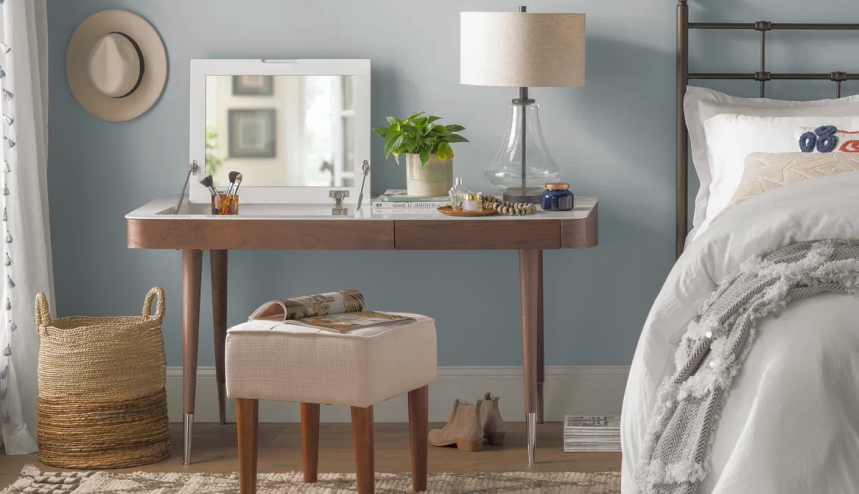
109 31 145 98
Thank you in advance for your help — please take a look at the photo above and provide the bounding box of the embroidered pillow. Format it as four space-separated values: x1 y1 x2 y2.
797 125 859 153
719 152 859 217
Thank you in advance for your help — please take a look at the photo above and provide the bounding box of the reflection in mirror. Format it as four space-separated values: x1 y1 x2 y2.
205 75 356 188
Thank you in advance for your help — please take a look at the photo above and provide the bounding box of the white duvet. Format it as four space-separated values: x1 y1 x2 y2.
621 172 859 494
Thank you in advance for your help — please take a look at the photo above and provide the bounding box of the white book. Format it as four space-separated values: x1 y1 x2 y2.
372 201 447 209
372 208 440 216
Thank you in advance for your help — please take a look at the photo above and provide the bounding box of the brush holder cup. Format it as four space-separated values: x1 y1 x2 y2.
212 194 239 215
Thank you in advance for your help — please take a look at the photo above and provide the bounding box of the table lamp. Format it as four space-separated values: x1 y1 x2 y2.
460 7 586 203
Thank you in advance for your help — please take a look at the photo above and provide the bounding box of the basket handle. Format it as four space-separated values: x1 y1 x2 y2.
35 292 51 337
142 287 166 321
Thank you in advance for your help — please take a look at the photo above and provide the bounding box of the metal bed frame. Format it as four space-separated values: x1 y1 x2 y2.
675 0 859 258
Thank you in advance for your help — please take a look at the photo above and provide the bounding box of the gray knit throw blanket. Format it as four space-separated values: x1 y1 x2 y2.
635 240 859 494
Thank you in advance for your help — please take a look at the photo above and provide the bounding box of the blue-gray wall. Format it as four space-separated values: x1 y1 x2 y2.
46 0 859 368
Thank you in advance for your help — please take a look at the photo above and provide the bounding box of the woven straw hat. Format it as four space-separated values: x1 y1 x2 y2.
66 10 167 122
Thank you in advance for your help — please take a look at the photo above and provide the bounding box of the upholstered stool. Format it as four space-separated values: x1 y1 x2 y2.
225 314 437 494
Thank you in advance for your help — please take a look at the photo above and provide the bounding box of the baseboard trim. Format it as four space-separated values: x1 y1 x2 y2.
165 365 629 423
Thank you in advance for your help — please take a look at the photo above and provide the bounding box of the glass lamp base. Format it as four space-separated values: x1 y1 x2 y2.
503 187 544 204
484 98 562 204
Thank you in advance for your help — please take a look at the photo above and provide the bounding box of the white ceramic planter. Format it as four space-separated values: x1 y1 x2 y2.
405 154 453 197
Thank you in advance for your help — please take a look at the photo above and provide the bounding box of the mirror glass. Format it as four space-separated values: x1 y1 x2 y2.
205 75 357 188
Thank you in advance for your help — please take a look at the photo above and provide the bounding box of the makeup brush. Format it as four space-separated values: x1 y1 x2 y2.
231 173 243 197
226 171 240 196
198 173 220 198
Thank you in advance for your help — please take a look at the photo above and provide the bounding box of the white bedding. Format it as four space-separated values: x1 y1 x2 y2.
621 171 859 494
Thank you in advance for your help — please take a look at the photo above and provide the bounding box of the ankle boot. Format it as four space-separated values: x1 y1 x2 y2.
428 399 484 451
478 393 506 445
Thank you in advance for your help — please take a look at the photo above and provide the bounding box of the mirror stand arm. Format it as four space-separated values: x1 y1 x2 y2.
174 160 199 214
356 160 370 211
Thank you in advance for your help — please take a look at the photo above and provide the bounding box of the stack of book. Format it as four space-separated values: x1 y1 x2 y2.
563 415 621 453
372 189 448 215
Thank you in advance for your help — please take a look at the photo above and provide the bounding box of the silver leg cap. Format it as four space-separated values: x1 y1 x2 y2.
526 412 537 466
183 413 194 465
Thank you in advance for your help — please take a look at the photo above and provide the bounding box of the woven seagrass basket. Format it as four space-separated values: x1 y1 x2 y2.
35 287 170 469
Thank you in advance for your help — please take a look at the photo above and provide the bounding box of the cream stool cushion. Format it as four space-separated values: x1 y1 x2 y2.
225 313 437 408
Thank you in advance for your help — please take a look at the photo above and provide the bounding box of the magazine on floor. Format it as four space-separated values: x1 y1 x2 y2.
563 415 621 453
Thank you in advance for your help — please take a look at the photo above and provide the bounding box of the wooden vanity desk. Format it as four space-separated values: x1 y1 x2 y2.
126 197 598 466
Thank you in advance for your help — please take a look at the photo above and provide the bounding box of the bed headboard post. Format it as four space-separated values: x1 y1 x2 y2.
676 0 690 259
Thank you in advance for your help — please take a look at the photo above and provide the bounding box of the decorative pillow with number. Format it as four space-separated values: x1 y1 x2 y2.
695 115 859 243
717 152 859 218
797 125 859 153
682 86 859 248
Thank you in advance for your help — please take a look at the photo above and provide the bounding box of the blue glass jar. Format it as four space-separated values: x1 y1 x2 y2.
541 183 574 211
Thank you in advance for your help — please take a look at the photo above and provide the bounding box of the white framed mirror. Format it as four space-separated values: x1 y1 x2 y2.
189 59 371 204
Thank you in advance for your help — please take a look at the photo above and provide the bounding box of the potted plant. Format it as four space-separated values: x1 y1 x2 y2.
374 112 468 196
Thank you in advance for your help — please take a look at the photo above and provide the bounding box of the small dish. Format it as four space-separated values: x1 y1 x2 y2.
436 205 498 217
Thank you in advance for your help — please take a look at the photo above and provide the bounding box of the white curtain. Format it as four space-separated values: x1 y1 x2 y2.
0 0 53 455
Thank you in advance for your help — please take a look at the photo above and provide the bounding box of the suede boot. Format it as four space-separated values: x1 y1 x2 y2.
428 399 484 451
478 393 506 445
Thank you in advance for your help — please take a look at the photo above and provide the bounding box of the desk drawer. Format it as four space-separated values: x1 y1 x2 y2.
395 220 560 250
127 219 395 250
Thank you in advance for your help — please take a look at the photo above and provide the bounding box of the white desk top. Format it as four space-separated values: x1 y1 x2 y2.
126 196 598 222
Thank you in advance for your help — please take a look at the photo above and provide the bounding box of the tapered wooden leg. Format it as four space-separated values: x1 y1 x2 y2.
351 406 375 494
182 249 203 465
519 249 540 466
236 399 259 494
301 403 321 483
211 249 229 425
408 386 429 492
537 250 545 424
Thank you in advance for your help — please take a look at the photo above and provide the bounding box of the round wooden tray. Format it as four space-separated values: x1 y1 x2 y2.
436 205 498 217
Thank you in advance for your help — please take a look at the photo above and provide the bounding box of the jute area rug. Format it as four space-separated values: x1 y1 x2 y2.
4 465 621 493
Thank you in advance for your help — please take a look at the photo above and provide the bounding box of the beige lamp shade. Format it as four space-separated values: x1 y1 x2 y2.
460 12 585 87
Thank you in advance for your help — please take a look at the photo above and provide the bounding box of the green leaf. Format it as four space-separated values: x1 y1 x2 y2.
445 124 465 132
389 135 404 156
373 127 388 137
427 115 442 124
407 111 424 121
383 131 401 158
436 141 454 160
442 134 469 144
419 149 431 165
432 125 452 136
386 116 401 125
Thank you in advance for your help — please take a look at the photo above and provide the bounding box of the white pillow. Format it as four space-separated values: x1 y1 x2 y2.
683 87 859 246
695 114 859 241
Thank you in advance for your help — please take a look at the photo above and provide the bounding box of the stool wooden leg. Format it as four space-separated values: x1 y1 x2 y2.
236 399 259 494
408 386 429 492
301 403 320 483
351 405 375 494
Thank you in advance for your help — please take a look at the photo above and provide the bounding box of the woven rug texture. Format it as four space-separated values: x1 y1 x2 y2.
4 466 621 493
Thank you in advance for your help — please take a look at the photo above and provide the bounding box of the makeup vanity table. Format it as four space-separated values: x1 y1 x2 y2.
148 57 598 467
125 197 598 466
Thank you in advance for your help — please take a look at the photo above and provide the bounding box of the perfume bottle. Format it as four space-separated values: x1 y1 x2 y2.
449 177 467 210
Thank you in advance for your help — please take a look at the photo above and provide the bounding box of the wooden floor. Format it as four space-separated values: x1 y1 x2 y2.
1 422 621 488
